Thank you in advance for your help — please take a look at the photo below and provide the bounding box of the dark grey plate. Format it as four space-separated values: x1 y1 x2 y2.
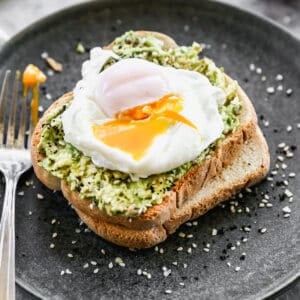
0 0 299 299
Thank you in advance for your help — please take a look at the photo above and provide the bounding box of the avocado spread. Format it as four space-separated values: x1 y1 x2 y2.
38 31 241 217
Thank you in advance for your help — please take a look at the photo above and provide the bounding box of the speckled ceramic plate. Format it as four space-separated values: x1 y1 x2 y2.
0 0 299 299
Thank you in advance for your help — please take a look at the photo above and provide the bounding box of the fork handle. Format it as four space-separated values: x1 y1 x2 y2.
0 171 18 300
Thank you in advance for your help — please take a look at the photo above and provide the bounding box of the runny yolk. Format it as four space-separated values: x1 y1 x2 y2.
22 64 47 126
93 94 197 160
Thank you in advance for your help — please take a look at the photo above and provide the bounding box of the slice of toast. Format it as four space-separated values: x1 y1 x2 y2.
31 32 270 248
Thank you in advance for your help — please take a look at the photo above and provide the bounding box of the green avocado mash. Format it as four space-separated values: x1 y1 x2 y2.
38 31 241 217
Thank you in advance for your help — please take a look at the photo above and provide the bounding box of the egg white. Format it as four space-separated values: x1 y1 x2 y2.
62 48 225 178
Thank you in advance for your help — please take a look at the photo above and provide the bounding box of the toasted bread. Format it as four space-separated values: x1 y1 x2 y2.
31 32 270 248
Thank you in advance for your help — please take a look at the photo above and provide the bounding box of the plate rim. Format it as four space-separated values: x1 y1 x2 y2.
0 0 299 299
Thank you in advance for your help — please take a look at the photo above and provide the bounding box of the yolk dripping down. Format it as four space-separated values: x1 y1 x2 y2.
93 94 197 160
22 64 47 125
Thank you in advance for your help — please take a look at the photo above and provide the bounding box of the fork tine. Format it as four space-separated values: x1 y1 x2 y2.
26 117 33 150
6 71 20 146
16 92 28 148
0 70 11 144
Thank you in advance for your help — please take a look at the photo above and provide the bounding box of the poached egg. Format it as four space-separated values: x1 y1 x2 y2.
62 47 225 178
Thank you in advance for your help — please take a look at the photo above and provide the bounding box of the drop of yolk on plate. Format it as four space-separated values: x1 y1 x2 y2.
93 94 197 160
22 64 47 125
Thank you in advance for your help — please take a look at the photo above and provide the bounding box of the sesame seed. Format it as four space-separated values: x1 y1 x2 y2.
147 273 152 279
52 232 57 238
51 219 56 225
286 125 293 132
212 228 218 236
172 261 178 266
276 74 283 81
75 228 81 233
177 247 183 252
192 243 197 248
137 269 142 275
18 191 25 196
93 268 99 274
286 88 293 96
227 262 231 267
47 70 54 77
37 193 44 199
282 206 291 213
277 85 283 91
297 123 300 129
243 226 251 232
163 268 172 277
263 120 270 127
283 213 290 218
284 189 293 198
261 75 266 81
203 248 210 253
286 152 294 158
165 289 172 294
187 234 193 239
65 269 72 274
60 270 65 276
258 227 267 234
83 263 89 269
266 203 273 208
178 232 186 238
236 241 241 246
259 203 265 208
288 172 296 178
101 249 106 255
50 243 55 249
277 156 285 162
154 246 159 252
249 63 255 71
256 67 262 74
278 142 286 148
41 52 49 59
242 237 248 243
266 87 275 94
45 93 52 100
108 262 113 269
179 282 185 286
159 248 164 254
187 248 192 254
90 261 97 266
183 263 187 268
185 222 193 227
282 163 288 170
235 266 241 272
192 221 198 226
67 253 73 258
71 240 77 244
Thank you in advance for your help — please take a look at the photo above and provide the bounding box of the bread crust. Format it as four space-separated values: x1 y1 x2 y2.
31 32 270 248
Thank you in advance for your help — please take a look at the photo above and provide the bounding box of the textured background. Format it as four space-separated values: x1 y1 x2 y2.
0 0 299 299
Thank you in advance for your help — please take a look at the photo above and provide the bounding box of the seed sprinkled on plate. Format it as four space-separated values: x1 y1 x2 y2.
282 206 291 213
286 88 293 96
266 87 275 94
83 263 89 269
258 227 267 234
37 193 44 199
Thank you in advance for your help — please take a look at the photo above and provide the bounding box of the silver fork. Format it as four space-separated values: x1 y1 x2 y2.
0 70 32 300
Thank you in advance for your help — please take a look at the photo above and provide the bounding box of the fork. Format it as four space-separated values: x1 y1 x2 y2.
0 70 32 300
